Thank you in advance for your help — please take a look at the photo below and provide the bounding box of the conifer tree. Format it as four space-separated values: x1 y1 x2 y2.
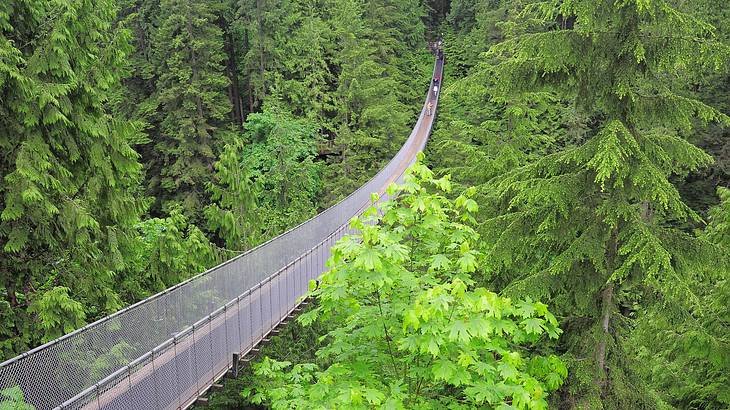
322 0 422 205
0 0 145 356
151 0 232 219
479 0 730 406
113 0 161 126
429 60 585 191
363 0 429 107
238 0 289 111
122 208 218 301
266 2 333 123
441 0 508 78
205 137 261 250
630 187 730 408
676 0 730 213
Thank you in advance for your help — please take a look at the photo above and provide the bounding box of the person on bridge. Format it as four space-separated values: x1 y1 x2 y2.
427 101 433 116
433 85 439 98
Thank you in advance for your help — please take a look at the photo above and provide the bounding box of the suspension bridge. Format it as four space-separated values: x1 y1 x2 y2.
0 58 444 410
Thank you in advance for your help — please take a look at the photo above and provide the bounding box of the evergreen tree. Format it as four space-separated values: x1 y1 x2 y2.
266 2 333 123
238 0 288 112
630 187 730 408
150 0 231 219
476 0 729 406
205 137 261 250
219 0 246 127
363 0 429 107
428 60 586 190
0 0 145 356
321 0 427 205
676 0 730 214
113 0 160 127
442 0 508 79
121 208 218 301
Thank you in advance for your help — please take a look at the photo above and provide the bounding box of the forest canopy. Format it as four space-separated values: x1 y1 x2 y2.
1 0 729 409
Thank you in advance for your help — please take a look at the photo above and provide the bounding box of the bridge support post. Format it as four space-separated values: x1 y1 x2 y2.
231 353 240 378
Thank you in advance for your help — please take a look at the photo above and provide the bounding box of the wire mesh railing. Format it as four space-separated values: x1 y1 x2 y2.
0 58 443 410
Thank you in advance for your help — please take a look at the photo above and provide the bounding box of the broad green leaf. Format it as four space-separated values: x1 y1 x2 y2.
433 359 457 382
448 320 471 343
522 318 545 335
429 254 451 271
355 247 382 271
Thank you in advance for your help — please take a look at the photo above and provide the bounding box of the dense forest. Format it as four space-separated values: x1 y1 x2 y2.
0 0 429 357
1 0 729 409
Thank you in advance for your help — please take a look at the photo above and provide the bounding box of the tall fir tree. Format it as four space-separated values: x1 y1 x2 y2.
476 0 729 406
238 0 288 112
266 1 333 123
321 0 428 205
150 0 232 219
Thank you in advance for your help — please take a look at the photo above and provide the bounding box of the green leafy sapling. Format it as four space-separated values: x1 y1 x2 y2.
0 386 35 410
243 158 566 409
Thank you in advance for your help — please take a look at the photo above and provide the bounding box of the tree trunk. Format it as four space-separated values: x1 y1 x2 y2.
220 16 244 127
596 228 618 394
256 0 266 105
5 279 18 308
596 282 613 391
640 201 652 221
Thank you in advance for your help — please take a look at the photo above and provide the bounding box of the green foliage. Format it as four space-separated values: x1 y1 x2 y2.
430 0 588 191
677 0 730 215
119 0 430 214
28 287 86 343
235 0 430 206
205 137 260 250
441 0 508 78
244 159 566 409
0 386 35 410
149 0 232 219
629 187 730 409
206 108 322 249
122 208 218 300
318 0 430 205
238 109 322 236
0 0 146 358
707 187 730 247
429 61 585 189
432 0 730 407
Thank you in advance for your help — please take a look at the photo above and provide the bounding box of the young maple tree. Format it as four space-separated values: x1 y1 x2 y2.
244 158 567 409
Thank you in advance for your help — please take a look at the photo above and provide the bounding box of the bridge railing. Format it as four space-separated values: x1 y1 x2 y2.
0 58 443 410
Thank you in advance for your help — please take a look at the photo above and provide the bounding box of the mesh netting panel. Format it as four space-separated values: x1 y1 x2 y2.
0 59 443 410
